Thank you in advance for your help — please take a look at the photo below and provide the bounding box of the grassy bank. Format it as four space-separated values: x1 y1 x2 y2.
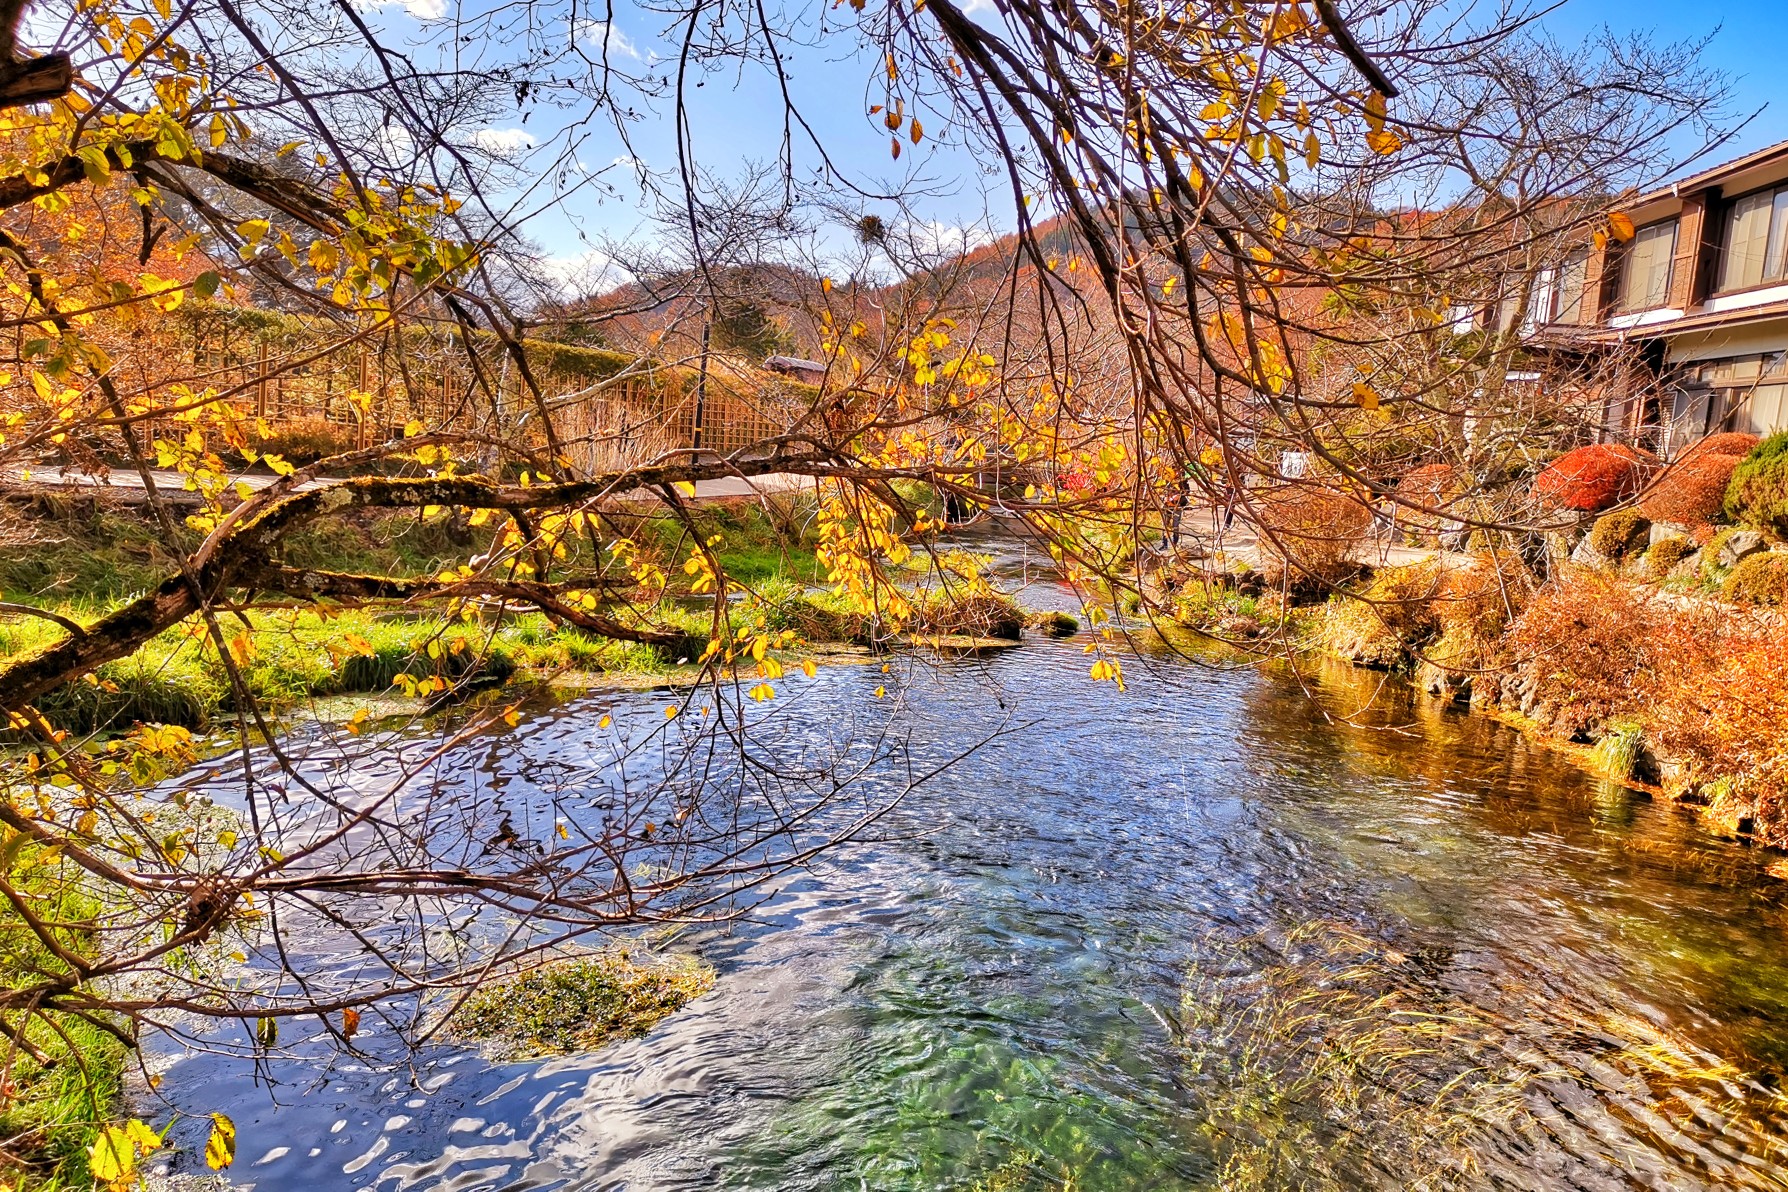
0 490 1047 738
0 862 131 1189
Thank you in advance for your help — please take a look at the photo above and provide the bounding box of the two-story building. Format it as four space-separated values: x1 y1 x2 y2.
1544 139 1788 455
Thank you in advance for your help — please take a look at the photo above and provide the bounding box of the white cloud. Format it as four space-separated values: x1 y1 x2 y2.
576 20 641 61
540 248 633 299
465 127 536 156
351 0 446 20
907 220 995 259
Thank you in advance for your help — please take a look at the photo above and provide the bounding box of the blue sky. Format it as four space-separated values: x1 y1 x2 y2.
402 0 1788 282
1544 0 1788 157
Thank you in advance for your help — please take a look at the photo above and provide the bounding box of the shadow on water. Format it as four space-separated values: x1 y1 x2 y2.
145 636 1788 1190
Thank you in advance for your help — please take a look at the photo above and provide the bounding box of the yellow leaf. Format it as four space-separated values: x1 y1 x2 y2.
599 714 612 729
308 239 339 273
209 114 227 147
1351 382 1380 411
821 277 833 293
1608 212 1636 242
89 1126 137 1185
502 708 521 727
1365 129 1401 156
205 1114 237 1170
664 705 678 719
801 659 817 678
873 685 886 698
557 822 570 839
673 480 697 496
749 682 776 701
910 119 923 144
1363 90 1388 132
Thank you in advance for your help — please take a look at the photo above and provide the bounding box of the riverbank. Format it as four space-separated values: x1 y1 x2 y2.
1273 546 1788 852
0 488 1054 1188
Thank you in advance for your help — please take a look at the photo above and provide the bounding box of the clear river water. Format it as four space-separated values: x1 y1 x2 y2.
147 631 1788 1190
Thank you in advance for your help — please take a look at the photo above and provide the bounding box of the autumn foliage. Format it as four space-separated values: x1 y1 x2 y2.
1533 443 1657 512
1638 433 1756 527
1256 489 1372 587
1498 572 1788 844
1639 452 1746 527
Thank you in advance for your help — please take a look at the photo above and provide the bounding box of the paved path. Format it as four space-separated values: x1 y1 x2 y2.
1171 508 1441 570
0 465 807 505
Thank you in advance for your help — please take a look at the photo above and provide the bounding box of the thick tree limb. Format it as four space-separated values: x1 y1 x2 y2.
0 140 161 213
0 53 70 110
0 575 200 712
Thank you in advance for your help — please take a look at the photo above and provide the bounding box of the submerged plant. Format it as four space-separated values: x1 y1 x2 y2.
1182 921 1788 1189
1181 922 1536 1189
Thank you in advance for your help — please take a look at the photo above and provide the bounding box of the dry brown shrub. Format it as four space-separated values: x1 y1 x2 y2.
1433 556 1525 639
1686 432 1761 460
1639 452 1745 527
1499 573 1695 738
1501 571 1788 840
1647 619 1788 844
1393 463 1459 536
1255 489 1372 590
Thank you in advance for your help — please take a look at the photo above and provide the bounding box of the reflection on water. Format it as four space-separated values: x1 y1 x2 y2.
146 639 1788 1190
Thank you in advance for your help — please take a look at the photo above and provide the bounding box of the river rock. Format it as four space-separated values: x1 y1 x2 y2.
1668 549 1704 581
1650 520 1692 547
1570 535 1608 570
1718 530 1767 568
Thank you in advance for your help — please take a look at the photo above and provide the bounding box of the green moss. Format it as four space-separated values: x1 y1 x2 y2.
1700 528 1741 587
448 949 715 1059
1643 536 1695 578
1588 509 1650 561
1722 551 1788 606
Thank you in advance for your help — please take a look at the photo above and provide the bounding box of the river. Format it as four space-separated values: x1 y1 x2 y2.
144 632 1788 1190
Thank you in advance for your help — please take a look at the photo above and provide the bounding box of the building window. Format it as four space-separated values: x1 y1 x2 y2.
1615 221 1676 312
1554 252 1589 322
1523 252 1591 328
1687 353 1788 436
1717 186 1788 292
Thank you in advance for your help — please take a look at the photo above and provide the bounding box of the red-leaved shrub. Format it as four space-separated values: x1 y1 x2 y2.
1639 451 1746 526
1533 443 1657 512
1686 432 1761 460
